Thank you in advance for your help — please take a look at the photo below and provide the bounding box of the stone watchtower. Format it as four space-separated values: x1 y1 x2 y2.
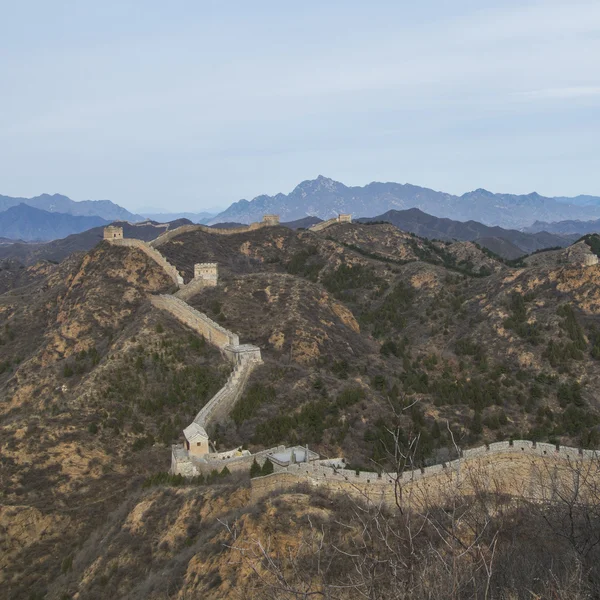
103 226 124 240
263 214 280 226
194 263 218 286
337 214 352 223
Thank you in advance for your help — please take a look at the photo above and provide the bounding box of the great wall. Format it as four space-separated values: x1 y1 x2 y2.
149 214 281 248
308 213 352 232
103 219 600 509
250 440 600 508
104 223 264 475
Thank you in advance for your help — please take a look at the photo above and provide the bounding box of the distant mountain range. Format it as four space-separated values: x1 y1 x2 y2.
358 209 577 259
0 205 109 242
142 212 215 224
210 176 600 230
525 218 600 236
0 219 192 265
0 193 143 222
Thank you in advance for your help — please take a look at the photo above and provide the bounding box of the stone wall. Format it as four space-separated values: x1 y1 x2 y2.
109 238 183 286
250 440 600 508
150 294 240 349
150 225 203 247
174 278 214 301
309 214 353 232
150 218 280 247
193 352 257 426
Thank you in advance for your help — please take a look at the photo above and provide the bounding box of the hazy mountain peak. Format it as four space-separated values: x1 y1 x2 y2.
462 188 495 198
209 177 600 229
0 192 143 222
293 175 345 196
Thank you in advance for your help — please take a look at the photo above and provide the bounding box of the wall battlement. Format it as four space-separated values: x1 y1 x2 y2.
250 440 600 508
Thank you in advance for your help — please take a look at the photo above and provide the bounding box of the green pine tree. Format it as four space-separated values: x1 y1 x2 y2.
250 459 262 478
261 458 274 475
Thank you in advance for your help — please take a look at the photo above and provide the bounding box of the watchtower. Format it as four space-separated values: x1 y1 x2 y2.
263 214 280 226
337 214 352 224
194 262 218 286
103 226 124 240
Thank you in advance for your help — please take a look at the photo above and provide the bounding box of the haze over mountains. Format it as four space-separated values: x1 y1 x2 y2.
0 204 109 242
210 176 600 230
0 192 143 221
2 177 600 250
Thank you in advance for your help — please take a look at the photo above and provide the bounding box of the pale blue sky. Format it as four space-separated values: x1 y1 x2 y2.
1 0 599 212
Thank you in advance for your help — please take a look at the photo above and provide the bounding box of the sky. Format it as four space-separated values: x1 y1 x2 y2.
1 0 600 213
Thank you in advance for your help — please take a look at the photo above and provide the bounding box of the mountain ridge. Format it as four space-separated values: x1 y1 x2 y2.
0 192 144 222
0 204 109 242
210 176 600 229
360 208 577 258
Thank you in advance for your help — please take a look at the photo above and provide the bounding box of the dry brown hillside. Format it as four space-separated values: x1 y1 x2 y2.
2 227 600 598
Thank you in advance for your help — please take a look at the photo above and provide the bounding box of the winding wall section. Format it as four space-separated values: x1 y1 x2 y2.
251 440 600 508
150 295 240 349
109 238 183 286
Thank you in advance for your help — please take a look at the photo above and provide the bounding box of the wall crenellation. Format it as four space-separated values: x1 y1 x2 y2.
250 439 600 507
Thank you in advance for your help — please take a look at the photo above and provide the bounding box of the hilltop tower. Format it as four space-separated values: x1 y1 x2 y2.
337 214 352 223
103 226 123 240
193 262 218 286
263 214 280 226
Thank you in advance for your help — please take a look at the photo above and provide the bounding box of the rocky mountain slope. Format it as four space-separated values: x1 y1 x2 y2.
2 223 600 598
210 175 600 229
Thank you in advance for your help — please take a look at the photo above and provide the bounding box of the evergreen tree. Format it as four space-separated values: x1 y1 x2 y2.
250 459 262 478
261 458 274 475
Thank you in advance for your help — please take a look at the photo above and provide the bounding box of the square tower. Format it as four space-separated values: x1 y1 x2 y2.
103 226 124 240
194 262 218 286
262 214 280 226
337 214 352 223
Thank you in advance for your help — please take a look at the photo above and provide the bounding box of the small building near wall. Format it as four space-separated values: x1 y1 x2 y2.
263 214 280 226
267 445 320 469
183 422 210 457
103 226 124 240
194 262 218 285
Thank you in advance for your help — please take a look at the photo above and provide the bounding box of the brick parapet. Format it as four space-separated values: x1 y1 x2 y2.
150 294 240 349
250 440 600 507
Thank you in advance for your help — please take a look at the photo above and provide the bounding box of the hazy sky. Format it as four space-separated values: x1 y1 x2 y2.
1 0 599 212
